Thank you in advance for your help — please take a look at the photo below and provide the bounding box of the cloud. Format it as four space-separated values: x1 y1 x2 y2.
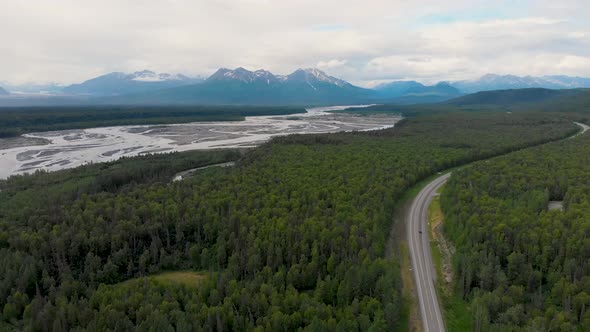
316 59 348 69
313 24 349 32
0 0 589 86
359 15 590 84
365 56 472 81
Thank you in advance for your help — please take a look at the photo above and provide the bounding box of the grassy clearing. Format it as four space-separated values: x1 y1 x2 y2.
120 271 208 289
149 271 208 288
428 189 473 332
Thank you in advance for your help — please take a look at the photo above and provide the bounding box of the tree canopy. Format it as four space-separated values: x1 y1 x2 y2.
0 111 578 331
442 131 590 331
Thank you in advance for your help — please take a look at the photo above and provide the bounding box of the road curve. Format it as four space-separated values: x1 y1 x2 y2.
572 122 590 138
407 122 589 331
408 172 450 332
172 161 236 182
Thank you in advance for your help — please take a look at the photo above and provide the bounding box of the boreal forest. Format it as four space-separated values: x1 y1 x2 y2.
442 131 590 331
0 110 581 331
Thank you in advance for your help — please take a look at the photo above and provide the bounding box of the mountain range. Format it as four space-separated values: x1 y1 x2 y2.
2 69 590 106
0 82 64 94
62 70 203 96
85 70 590 105
112 67 375 105
451 74 590 93
374 81 462 104
0 87 8 96
106 67 470 105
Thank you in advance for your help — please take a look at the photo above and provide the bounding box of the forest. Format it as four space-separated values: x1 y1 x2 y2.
441 132 590 331
0 105 304 138
338 89 590 120
0 111 580 331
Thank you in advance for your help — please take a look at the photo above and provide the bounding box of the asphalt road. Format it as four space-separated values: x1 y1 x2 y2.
572 122 590 138
407 172 450 332
407 122 589 332
172 161 235 182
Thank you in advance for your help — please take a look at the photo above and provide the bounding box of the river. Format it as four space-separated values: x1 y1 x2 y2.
0 105 401 178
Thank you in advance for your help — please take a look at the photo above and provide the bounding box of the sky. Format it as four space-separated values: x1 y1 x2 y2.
1 0 589 87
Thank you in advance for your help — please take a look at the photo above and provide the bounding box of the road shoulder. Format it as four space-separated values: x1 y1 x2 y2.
428 186 472 331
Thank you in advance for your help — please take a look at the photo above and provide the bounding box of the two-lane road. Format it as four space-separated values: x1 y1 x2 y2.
407 122 589 332
407 173 450 332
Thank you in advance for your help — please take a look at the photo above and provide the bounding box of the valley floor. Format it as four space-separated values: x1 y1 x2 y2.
0 105 399 178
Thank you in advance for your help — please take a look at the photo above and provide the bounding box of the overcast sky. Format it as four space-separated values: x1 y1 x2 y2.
1 0 589 86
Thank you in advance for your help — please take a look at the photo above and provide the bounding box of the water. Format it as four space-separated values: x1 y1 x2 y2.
0 105 401 178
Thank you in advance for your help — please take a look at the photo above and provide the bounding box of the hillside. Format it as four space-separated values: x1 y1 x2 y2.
445 88 587 106
374 80 424 96
374 81 462 104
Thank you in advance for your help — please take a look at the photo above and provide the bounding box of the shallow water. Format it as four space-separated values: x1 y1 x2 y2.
0 105 401 178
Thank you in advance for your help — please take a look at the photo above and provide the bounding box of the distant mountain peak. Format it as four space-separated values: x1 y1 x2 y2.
127 70 190 82
452 74 590 93
300 68 327 77
62 70 202 96
205 67 353 88
103 72 127 79
375 80 423 89
254 69 274 76
134 69 156 75
435 81 452 86
118 66 371 105
286 68 350 87
373 80 460 100
207 67 279 84
209 68 231 77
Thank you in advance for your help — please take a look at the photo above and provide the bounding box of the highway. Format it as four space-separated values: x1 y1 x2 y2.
171 161 236 182
407 122 589 332
572 122 590 138
407 172 450 332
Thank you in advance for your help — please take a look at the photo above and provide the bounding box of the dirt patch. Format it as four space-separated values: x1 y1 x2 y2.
548 200 564 211
429 194 456 293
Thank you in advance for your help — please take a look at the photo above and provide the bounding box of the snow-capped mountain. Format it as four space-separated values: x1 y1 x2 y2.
62 70 202 96
452 74 590 93
129 70 192 82
207 67 280 85
0 86 9 95
111 67 468 105
206 67 352 87
284 68 351 88
112 67 374 105
11 67 590 106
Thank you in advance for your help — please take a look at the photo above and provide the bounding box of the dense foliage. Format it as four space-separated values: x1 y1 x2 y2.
441 132 590 331
0 105 304 138
0 112 578 331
